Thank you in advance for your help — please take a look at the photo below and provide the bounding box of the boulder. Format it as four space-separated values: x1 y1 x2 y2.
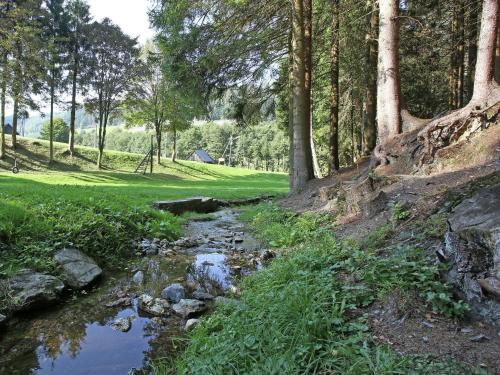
53 248 102 289
441 184 500 325
184 318 200 331
137 294 169 316
111 316 133 332
191 290 214 301
139 239 159 256
161 283 185 303
3 270 65 311
132 271 144 285
153 197 221 215
171 299 207 318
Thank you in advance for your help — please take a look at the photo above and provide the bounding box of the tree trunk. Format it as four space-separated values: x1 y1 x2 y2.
376 0 402 142
304 0 321 178
456 0 465 108
495 13 500 83
287 27 294 189
171 126 177 162
156 126 162 164
362 0 378 156
328 0 340 175
0 62 5 160
471 0 499 103
290 0 314 192
466 0 479 100
417 0 500 166
69 48 78 155
12 94 19 149
49 71 55 164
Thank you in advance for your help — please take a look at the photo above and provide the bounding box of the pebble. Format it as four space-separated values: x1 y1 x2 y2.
460 327 473 334
422 336 429 343
470 334 489 342
422 321 434 328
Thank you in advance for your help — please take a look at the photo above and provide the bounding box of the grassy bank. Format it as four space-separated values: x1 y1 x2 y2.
161 205 475 374
0 138 288 277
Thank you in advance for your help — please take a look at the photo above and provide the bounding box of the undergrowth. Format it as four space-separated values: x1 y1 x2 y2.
163 204 472 375
0 194 180 277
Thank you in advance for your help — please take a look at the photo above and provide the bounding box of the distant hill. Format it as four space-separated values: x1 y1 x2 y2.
4 110 123 138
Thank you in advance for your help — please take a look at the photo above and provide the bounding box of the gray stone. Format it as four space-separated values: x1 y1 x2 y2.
0 313 7 325
140 240 158 256
470 334 489 342
191 290 214 301
132 271 144 285
441 184 500 325
3 270 65 311
161 283 185 303
137 294 169 316
171 299 207 318
153 197 221 215
54 248 102 289
111 316 133 332
184 318 200 331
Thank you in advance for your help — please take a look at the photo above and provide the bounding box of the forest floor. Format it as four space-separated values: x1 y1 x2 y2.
278 123 500 371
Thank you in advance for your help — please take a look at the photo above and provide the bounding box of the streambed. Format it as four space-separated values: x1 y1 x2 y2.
0 209 264 374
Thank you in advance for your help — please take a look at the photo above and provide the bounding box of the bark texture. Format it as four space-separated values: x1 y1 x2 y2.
290 0 314 192
361 0 378 156
328 0 340 174
376 0 402 142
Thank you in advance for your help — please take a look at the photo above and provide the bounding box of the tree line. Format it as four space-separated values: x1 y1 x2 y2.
151 0 499 190
0 0 195 168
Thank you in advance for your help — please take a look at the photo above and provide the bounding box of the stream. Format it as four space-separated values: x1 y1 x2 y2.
0 209 263 374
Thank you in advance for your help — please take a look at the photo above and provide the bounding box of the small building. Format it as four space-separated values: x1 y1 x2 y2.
189 149 216 164
4 124 19 135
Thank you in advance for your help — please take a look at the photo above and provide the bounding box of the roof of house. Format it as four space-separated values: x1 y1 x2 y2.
191 149 215 163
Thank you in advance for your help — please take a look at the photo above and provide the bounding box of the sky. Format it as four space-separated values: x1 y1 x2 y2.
87 0 155 45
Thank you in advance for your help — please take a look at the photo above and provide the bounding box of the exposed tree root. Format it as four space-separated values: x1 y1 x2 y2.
417 89 500 166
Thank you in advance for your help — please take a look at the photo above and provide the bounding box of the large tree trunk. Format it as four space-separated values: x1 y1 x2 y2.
328 0 340 174
304 0 321 178
69 47 78 156
471 0 499 103
466 0 479 100
290 0 314 192
361 0 378 156
456 0 465 108
376 0 402 142
287 28 294 189
449 1 465 109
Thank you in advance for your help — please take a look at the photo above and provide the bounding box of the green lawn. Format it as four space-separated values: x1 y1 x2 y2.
0 137 288 277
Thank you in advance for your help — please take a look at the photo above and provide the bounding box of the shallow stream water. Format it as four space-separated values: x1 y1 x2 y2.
0 209 261 374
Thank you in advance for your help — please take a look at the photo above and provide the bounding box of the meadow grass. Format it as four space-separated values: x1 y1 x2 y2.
0 137 288 277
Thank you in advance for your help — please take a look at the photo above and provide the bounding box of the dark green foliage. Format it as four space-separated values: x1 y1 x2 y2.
40 118 69 142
